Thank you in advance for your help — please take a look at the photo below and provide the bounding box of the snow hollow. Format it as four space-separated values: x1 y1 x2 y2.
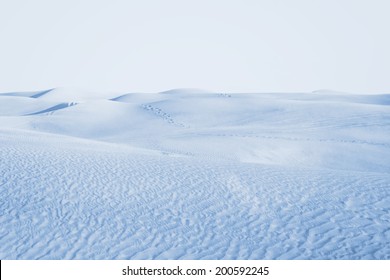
1 88 389 259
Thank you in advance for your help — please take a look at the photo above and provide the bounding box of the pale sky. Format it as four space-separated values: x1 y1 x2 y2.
0 0 389 93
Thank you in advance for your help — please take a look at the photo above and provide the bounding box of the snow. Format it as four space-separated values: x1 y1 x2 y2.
1 88 389 259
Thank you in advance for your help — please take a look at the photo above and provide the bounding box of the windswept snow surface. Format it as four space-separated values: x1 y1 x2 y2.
1 88 390 259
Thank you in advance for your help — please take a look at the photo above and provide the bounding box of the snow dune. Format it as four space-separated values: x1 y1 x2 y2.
1 88 389 259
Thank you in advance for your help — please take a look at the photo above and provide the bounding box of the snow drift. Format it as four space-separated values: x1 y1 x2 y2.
1 88 389 259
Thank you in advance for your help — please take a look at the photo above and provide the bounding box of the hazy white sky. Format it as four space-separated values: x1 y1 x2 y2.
0 0 389 93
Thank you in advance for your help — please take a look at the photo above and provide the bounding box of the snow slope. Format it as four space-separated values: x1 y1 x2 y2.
1 88 389 259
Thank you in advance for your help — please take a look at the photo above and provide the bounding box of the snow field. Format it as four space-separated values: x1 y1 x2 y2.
1 88 389 259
